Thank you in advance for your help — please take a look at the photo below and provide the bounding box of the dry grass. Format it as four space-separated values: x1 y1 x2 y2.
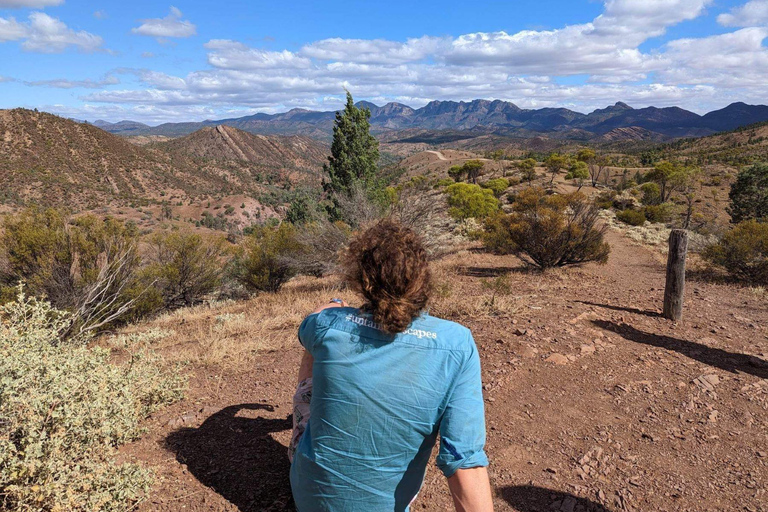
109 275 343 367
106 248 572 369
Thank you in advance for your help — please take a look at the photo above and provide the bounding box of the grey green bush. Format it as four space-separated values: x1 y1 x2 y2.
0 286 186 511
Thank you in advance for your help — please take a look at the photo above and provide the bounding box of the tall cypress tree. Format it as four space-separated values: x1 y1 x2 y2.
323 91 380 199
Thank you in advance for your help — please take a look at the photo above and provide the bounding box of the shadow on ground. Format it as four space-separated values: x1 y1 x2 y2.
592 320 768 379
460 266 530 278
577 300 662 318
499 485 612 512
165 403 295 512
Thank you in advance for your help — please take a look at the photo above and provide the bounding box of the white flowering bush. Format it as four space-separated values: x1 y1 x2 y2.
0 286 186 511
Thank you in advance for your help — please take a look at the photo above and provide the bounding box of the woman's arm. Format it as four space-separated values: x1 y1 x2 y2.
297 299 348 384
447 467 494 512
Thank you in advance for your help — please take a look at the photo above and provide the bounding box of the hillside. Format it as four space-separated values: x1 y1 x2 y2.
0 110 328 210
157 125 327 170
656 120 768 166
87 100 768 142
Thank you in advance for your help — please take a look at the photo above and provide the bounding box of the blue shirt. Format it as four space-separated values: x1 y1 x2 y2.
290 307 488 512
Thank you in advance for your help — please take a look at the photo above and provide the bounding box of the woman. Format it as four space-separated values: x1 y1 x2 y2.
289 219 493 512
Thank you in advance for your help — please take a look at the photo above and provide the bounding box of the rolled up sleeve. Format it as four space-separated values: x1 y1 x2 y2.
436 336 489 477
298 313 320 353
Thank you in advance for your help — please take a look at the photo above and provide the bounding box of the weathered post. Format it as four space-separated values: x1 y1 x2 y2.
663 229 689 321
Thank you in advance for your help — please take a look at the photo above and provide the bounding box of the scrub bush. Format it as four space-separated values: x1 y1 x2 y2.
444 183 500 220
482 187 610 269
642 203 674 224
144 231 230 309
232 223 304 292
480 178 510 197
0 287 185 511
703 220 768 285
616 209 646 226
728 162 768 223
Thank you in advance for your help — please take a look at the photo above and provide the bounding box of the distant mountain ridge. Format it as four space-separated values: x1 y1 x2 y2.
86 100 768 141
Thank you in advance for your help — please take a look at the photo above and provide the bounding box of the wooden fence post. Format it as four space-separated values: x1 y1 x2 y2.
664 229 689 321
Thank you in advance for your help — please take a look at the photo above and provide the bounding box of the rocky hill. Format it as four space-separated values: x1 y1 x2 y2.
0 109 327 210
658 120 768 165
157 125 327 169
88 100 768 142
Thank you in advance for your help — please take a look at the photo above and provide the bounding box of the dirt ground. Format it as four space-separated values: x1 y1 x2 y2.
120 228 767 512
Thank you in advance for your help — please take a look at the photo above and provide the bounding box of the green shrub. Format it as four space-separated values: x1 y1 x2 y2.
594 190 616 209
728 162 768 223
0 287 185 511
444 183 500 220
482 187 610 269
643 203 674 223
640 182 661 205
435 178 455 188
480 178 510 197
616 209 646 226
482 212 518 255
0 208 144 334
144 232 230 309
703 220 768 284
233 223 303 292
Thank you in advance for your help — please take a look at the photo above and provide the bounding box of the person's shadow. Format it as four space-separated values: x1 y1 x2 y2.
499 485 612 512
165 403 295 512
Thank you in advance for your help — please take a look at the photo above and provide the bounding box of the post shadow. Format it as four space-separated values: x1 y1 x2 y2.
165 403 295 512
498 485 611 512
591 320 768 379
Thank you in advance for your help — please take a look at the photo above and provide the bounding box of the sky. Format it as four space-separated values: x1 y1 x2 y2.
1 0 767 125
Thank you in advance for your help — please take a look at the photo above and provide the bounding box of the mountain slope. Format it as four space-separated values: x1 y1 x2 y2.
0 109 327 209
157 125 327 169
87 101 768 141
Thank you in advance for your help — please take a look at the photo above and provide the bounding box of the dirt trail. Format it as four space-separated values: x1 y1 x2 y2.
125 230 767 512
425 150 448 160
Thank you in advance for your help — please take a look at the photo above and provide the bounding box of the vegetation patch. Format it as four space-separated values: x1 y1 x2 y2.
0 287 185 511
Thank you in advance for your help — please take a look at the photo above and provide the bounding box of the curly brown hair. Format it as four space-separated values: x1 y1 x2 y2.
344 219 432 334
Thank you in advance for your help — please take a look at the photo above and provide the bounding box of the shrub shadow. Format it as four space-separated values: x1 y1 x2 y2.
498 485 612 512
591 320 768 379
460 266 530 278
165 403 295 512
577 300 662 318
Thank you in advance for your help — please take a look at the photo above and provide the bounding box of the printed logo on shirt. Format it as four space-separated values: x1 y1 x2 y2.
345 314 437 340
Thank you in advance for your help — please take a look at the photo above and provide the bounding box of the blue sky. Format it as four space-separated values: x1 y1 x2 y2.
1 0 767 124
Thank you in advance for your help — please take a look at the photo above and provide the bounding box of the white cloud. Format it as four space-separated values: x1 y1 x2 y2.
25 74 118 88
0 16 26 41
205 40 311 69
0 0 63 8
131 6 196 40
61 0 768 120
300 36 449 64
93 10 108 20
0 12 104 52
718 0 768 27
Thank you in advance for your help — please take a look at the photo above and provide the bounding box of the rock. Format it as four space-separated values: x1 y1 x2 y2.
519 346 539 359
580 344 596 355
514 328 528 336
693 374 720 392
545 353 569 365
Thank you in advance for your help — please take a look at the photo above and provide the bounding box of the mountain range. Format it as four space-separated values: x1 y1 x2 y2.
90 100 768 141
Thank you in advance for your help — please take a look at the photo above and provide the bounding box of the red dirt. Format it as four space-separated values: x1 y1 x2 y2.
123 230 767 512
